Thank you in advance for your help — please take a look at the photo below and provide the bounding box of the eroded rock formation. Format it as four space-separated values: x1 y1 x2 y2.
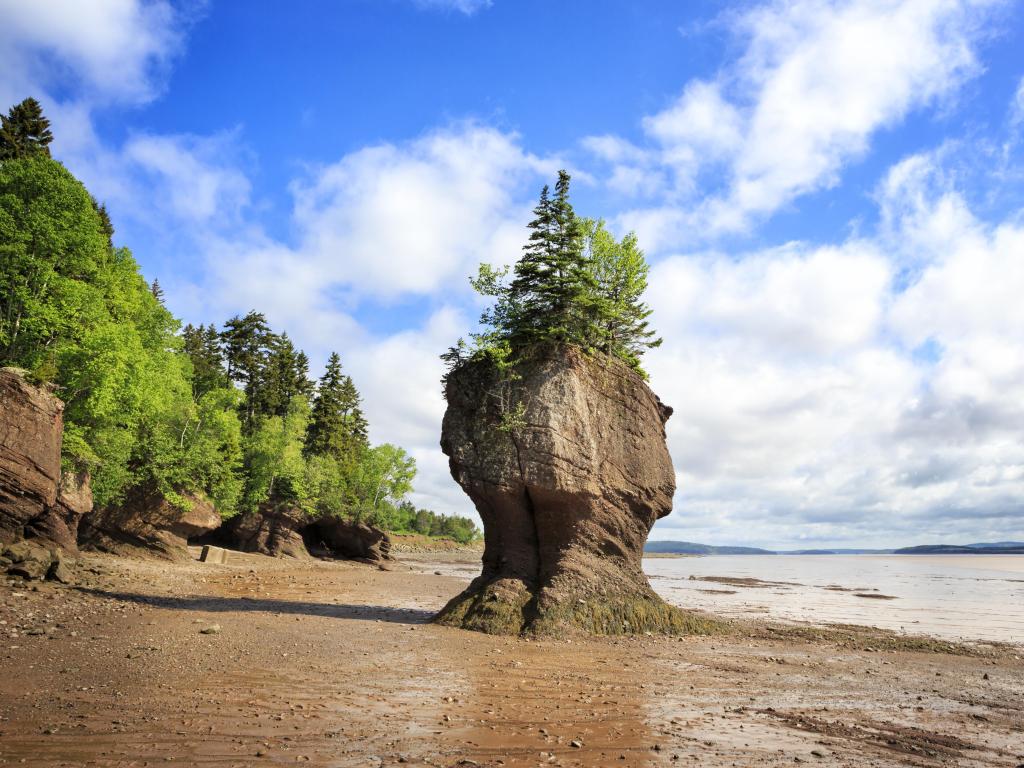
79 490 221 561
0 369 92 566
222 502 311 559
436 347 718 636
221 503 392 564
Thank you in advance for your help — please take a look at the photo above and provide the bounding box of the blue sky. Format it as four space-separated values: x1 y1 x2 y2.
2 0 1023 549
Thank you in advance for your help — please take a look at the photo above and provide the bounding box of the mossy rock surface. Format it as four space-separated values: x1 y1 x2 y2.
434 581 727 637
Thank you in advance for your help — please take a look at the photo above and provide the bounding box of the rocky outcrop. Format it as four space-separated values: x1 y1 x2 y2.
436 346 720 636
0 368 63 544
0 368 92 559
222 502 393 564
304 517 391 563
79 490 221 561
222 502 312 559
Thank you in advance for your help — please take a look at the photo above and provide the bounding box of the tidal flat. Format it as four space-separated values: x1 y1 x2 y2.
1 551 1022 767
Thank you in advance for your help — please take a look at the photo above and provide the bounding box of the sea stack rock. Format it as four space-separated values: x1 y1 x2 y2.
437 347 714 636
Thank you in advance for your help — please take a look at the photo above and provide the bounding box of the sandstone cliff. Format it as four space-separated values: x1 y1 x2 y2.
437 347 719 636
0 368 91 556
78 489 222 561
222 503 392 564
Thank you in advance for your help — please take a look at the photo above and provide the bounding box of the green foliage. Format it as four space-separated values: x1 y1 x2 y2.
443 171 661 382
0 98 53 161
1 98 472 538
241 398 312 512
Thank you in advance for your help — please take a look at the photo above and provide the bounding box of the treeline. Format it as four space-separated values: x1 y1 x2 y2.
0 98 479 542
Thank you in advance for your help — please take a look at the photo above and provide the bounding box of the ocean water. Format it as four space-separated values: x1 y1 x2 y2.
644 554 1024 644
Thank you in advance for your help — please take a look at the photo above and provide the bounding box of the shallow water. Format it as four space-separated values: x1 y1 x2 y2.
644 554 1024 644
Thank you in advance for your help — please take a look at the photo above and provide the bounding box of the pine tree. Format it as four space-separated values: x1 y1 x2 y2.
305 352 368 462
448 171 662 380
150 279 165 304
260 333 313 416
182 323 228 400
0 98 54 160
221 311 272 429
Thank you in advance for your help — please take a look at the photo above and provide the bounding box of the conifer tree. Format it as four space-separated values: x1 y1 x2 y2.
0 98 54 160
305 352 368 461
182 323 228 400
447 170 662 380
221 311 272 429
260 332 313 416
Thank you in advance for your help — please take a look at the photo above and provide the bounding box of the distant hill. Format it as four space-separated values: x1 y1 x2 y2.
644 540 1024 556
895 543 1024 555
644 541 775 555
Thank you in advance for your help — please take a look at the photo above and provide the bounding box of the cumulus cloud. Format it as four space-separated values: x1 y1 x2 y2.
288 125 545 299
410 0 492 15
0 0 183 107
646 151 1024 548
591 0 1000 247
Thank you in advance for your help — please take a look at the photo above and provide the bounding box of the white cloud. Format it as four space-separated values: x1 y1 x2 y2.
646 150 1024 548
411 0 492 15
591 0 1000 244
288 124 544 299
0 0 182 106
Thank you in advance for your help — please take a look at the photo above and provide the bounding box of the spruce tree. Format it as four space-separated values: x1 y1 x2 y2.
448 171 662 380
0 98 54 160
305 352 368 462
260 333 313 416
183 323 229 400
221 311 272 429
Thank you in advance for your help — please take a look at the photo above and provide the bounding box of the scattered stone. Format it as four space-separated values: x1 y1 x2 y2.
199 624 221 635
570 740 583 748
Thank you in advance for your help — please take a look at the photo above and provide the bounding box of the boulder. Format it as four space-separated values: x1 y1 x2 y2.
436 346 720 636
0 368 63 545
1 540 63 581
304 516 392 563
79 490 221 560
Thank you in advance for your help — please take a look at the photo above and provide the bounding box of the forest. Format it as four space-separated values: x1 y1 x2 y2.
0 98 479 545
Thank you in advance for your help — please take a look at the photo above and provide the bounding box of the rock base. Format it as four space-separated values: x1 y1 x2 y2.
434 577 724 636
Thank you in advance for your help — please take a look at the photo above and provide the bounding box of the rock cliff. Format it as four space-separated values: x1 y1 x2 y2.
222 503 392 564
79 490 221 561
0 368 92 557
437 347 718 636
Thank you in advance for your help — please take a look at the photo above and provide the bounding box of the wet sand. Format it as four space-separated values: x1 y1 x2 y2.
1 551 1022 767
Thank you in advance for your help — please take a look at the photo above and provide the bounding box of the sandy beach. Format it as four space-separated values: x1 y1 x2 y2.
1 551 1022 768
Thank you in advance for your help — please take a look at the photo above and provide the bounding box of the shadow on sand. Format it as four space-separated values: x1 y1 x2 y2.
72 587 435 625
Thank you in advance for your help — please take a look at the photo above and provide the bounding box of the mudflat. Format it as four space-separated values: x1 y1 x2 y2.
1 551 1022 767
